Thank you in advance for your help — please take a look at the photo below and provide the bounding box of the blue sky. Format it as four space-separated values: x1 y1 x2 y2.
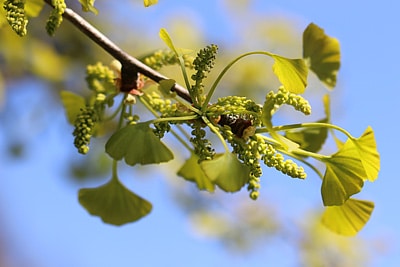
1 0 399 266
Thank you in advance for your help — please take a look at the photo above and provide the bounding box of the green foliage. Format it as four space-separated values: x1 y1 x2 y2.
303 23 341 88
58 23 379 234
201 152 250 193
143 0 158 7
78 0 98 14
6 1 379 237
60 91 86 124
271 55 308 94
79 173 152 225
178 153 215 192
321 198 374 236
105 122 174 166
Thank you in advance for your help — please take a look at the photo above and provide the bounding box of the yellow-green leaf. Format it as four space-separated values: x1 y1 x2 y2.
60 91 86 124
78 0 98 15
25 0 45 17
158 79 176 98
201 153 249 192
271 55 308 94
321 198 374 236
303 23 340 88
159 28 178 55
351 126 380 181
144 0 158 7
79 177 152 225
321 139 366 206
105 123 174 166
285 118 328 154
177 153 215 192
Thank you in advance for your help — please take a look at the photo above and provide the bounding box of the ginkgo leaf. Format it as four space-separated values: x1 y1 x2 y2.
285 118 328 154
303 23 340 88
78 0 99 15
159 28 178 55
351 126 380 181
177 153 215 192
105 123 174 166
60 91 86 124
201 153 249 192
321 198 374 236
321 139 366 206
25 0 45 17
79 177 152 225
271 55 308 94
159 79 176 97
144 0 158 7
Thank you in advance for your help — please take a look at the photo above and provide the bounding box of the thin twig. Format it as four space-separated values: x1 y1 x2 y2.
44 0 192 102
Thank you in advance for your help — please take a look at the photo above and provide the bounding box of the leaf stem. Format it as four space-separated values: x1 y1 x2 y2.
202 51 274 110
271 122 354 140
202 116 230 153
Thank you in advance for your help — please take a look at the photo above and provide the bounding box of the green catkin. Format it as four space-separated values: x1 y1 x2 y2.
73 106 98 154
46 0 66 36
143 50 194 70
3 0 28 36
86 62 116 93
267 86 311 115
190 121 215 162
190 44 218 106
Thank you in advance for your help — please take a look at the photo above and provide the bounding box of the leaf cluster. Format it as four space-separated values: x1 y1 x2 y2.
3 2 380 237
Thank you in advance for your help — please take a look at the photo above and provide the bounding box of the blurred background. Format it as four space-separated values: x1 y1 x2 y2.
0 0 398 266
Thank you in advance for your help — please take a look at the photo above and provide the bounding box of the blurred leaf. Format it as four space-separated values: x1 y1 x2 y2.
271 55 308 94
159 79 176 97
78 0 99 15
25 0 45 17
285 118 328 154
79 177 152 225
201 153 249 192
351 126 380 181
144 0 158 7
303 23 340 88
105 122 174 166
60 90 86 124
177 153 215 192
321 139 366 206
29 40 68 81
321 198 374 236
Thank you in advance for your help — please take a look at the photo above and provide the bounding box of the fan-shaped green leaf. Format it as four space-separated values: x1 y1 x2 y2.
271 55 308 94
321 139 366 206
351 126 380 181
285 118 328 154
105 123 174 166
79 177 152 225
321 198 374 236
303 23 340 88
177 153 215 192
201 153 249 192
60 91 86 124
144 0 158 7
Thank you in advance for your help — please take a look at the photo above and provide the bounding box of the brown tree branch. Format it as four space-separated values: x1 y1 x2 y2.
44 0 192 102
